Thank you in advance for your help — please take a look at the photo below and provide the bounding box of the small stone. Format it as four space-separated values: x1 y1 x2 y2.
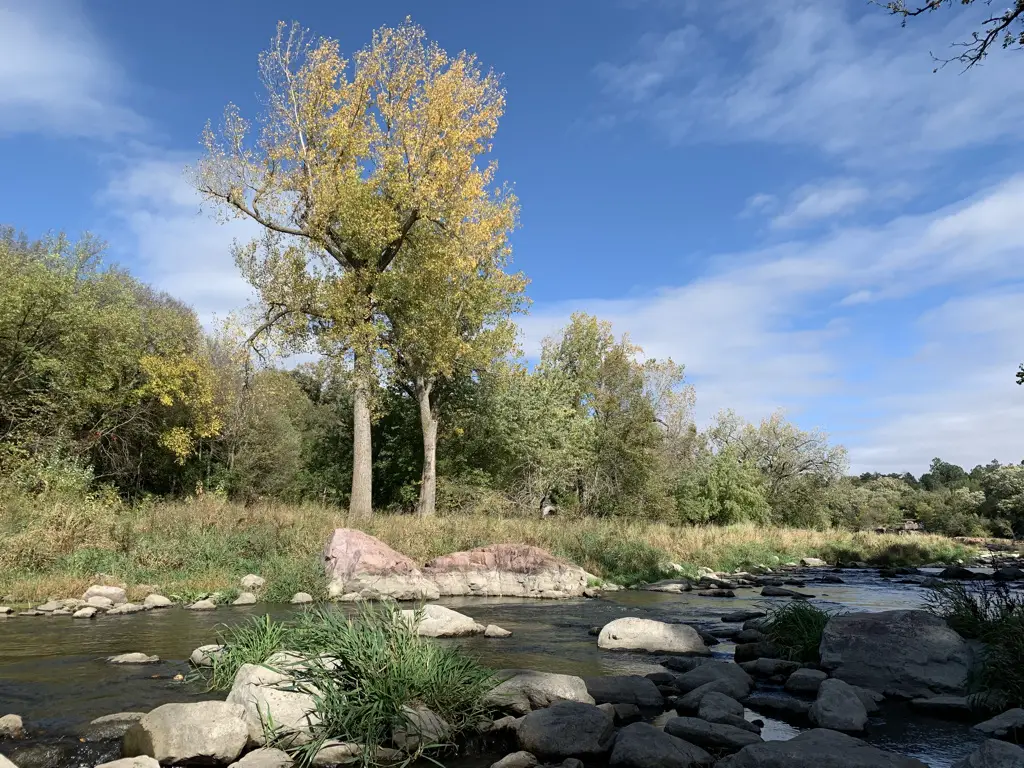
108 653 160 664
232 592 258 606
72 607 98 619
241 574 266 590
0 714 25 739
491 751 538 768
189 599 217 611
87 595 114 609
290 592 314 605
190 644 226 667
485 624 512 638
143 594 173 609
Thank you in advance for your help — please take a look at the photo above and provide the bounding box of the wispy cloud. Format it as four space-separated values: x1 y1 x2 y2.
769 179 869 229
0 0 143 138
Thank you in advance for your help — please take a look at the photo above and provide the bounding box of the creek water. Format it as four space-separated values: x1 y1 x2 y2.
0 568 991 767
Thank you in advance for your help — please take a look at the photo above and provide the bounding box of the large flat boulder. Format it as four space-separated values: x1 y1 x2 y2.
122 701 248 765
424 544 588 598
484 670 595 715
516 701 614 759
717 728 928 768
819 610 973 698
323 528 439 601
609 722 713 768
598 618 710 655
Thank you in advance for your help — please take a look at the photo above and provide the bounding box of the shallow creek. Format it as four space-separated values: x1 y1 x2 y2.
0 567 992 767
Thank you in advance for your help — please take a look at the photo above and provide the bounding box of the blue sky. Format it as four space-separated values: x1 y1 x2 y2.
2 0 1023 475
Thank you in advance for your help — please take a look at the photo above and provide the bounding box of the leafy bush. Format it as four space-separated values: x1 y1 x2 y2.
762 601 839 663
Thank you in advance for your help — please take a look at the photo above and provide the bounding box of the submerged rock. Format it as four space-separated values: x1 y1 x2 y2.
760 586 813 598
597 618 709 655
81 712 145 742
424 543 589 599
721 610 766 623
122 701 248 765
910 695 975 718
485 623 513 638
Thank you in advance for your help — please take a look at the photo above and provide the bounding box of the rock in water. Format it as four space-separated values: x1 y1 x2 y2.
809 678 868 732
82 585 127 605
609 721 713 768
583 675 665 711
229 748 293 767
951 739 1024 768
289 592 313 605
323 527 440 601
424 543 589 598
142 594 172 609
189 599 217 611
516 701 614 759
95 758 161 768
484 670 594 715
491 751 538 768
598 618 710 655
189 644 226 667
72 607 98 619
717 728 928 768
485 624 512 638
122 701 248 765
399 604 485 637
0 714 24 739
232 592 257 606
81 712 145 742
973 709 1024 741
819 609 973 698
676 661 753 695
800 557 828 567
107 653 159 664
664 717 763 753
227 663 320 746
760 586 813 598
785 668 827 696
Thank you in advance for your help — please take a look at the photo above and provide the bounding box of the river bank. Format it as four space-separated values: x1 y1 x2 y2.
0 496 987 603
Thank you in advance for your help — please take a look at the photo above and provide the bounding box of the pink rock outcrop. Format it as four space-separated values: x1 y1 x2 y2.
323 529 439 600
424 544 588 598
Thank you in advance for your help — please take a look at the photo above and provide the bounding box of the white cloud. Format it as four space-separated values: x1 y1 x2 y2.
0 1 143 138
770 179 869 229
100 153 256 326
597 0 1024 167
524 175 1024 474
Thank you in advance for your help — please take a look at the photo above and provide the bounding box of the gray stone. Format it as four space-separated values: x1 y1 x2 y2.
81 712 145 742
741 693 811 719
232 592 258 606
993 567 1024 582
974 709 1024 741
290 592 314 605
189 599 217 611
608 721 713 768
95 758 161 768
664 716 763 753
0 714 24 739
392 704 451 751
598 618 709 655
721 611 766 623
142 594 172 609
734 641 783 664
717 728 928 768
227 662 320 746
760 586 813 598
36 601 61 612
484 669 595 715
642 579 693 593
86 596 114 609
491 752 538 768
851 686 884 715
82 585 127 605
486 624 512 638
584 675 664 710
122 701 248 765
911 695 974 718
800 558 828 567
662 657 715 674
107 603 146 615
0 607 11 615
952 739 1024 768
241 574 267 590
72 606 97 619
809 678 868 732
698 693 760 733
190 644 226 667
677 679 752 712
230 747 294 767
741 658 801 678
819 609 973 698
697 589 736 598
516 701 614 759
107 653 159 664
400 604 485 637
676 661 753 695
785 668 827 696
611 703 643 725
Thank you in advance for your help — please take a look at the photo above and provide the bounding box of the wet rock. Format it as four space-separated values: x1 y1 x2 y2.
741 658 801 678
698 693 760 733
721 610 766 623
611 703 643 725
760 586 812 598
81 712 146 742
734 629 766 644
0 714 24 739
743 617 769 631
716 728 928 768
584 675 664 711
107 653 159 664
819 609 973 698
491 751 538 768
36 601 61 612
608 721 713 768
0 607 11 615
951 739 1024 768
232 592 258 606
106 603 146 616
230 747 293 767
662 656 715 674
227 663 320 746
676 661 753 695
7 743 77 768
940 566 978 580
400 604 485 637
290 592 314 605
809 678 868 732
323 528 440 601
800 558 828 567
424 543 590 599
851 686 884 715
642 579 693 593
485 669 595 715
189 599 217 611
95 758 161 768
122 701 248 765
665 716 763 752
597 618 710 655
486 624 512 638
910 695 974 718
973 708 1024 741
698 589 736 598
734 641 783 664
142 594 172 609
392 704 451 751
818 575 845 584
678 679 752 712
83 585 127 605
993 566 1024 582
516 701 614 759
741 693 811 719
241 574 266 590
784 668 827 696
190 644 226 667
72 607 98 619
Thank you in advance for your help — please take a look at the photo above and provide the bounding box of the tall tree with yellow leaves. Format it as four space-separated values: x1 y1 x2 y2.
193 19 512 518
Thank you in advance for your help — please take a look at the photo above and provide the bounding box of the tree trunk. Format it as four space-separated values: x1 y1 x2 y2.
349 351 373 519
415 377 438 518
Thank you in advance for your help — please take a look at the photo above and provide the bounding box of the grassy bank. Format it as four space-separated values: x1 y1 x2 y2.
0 494 980 602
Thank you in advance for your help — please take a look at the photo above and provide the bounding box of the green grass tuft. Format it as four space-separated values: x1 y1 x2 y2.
761 601 839 663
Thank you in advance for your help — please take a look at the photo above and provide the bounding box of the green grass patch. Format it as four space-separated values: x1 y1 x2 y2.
762 601 839 663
